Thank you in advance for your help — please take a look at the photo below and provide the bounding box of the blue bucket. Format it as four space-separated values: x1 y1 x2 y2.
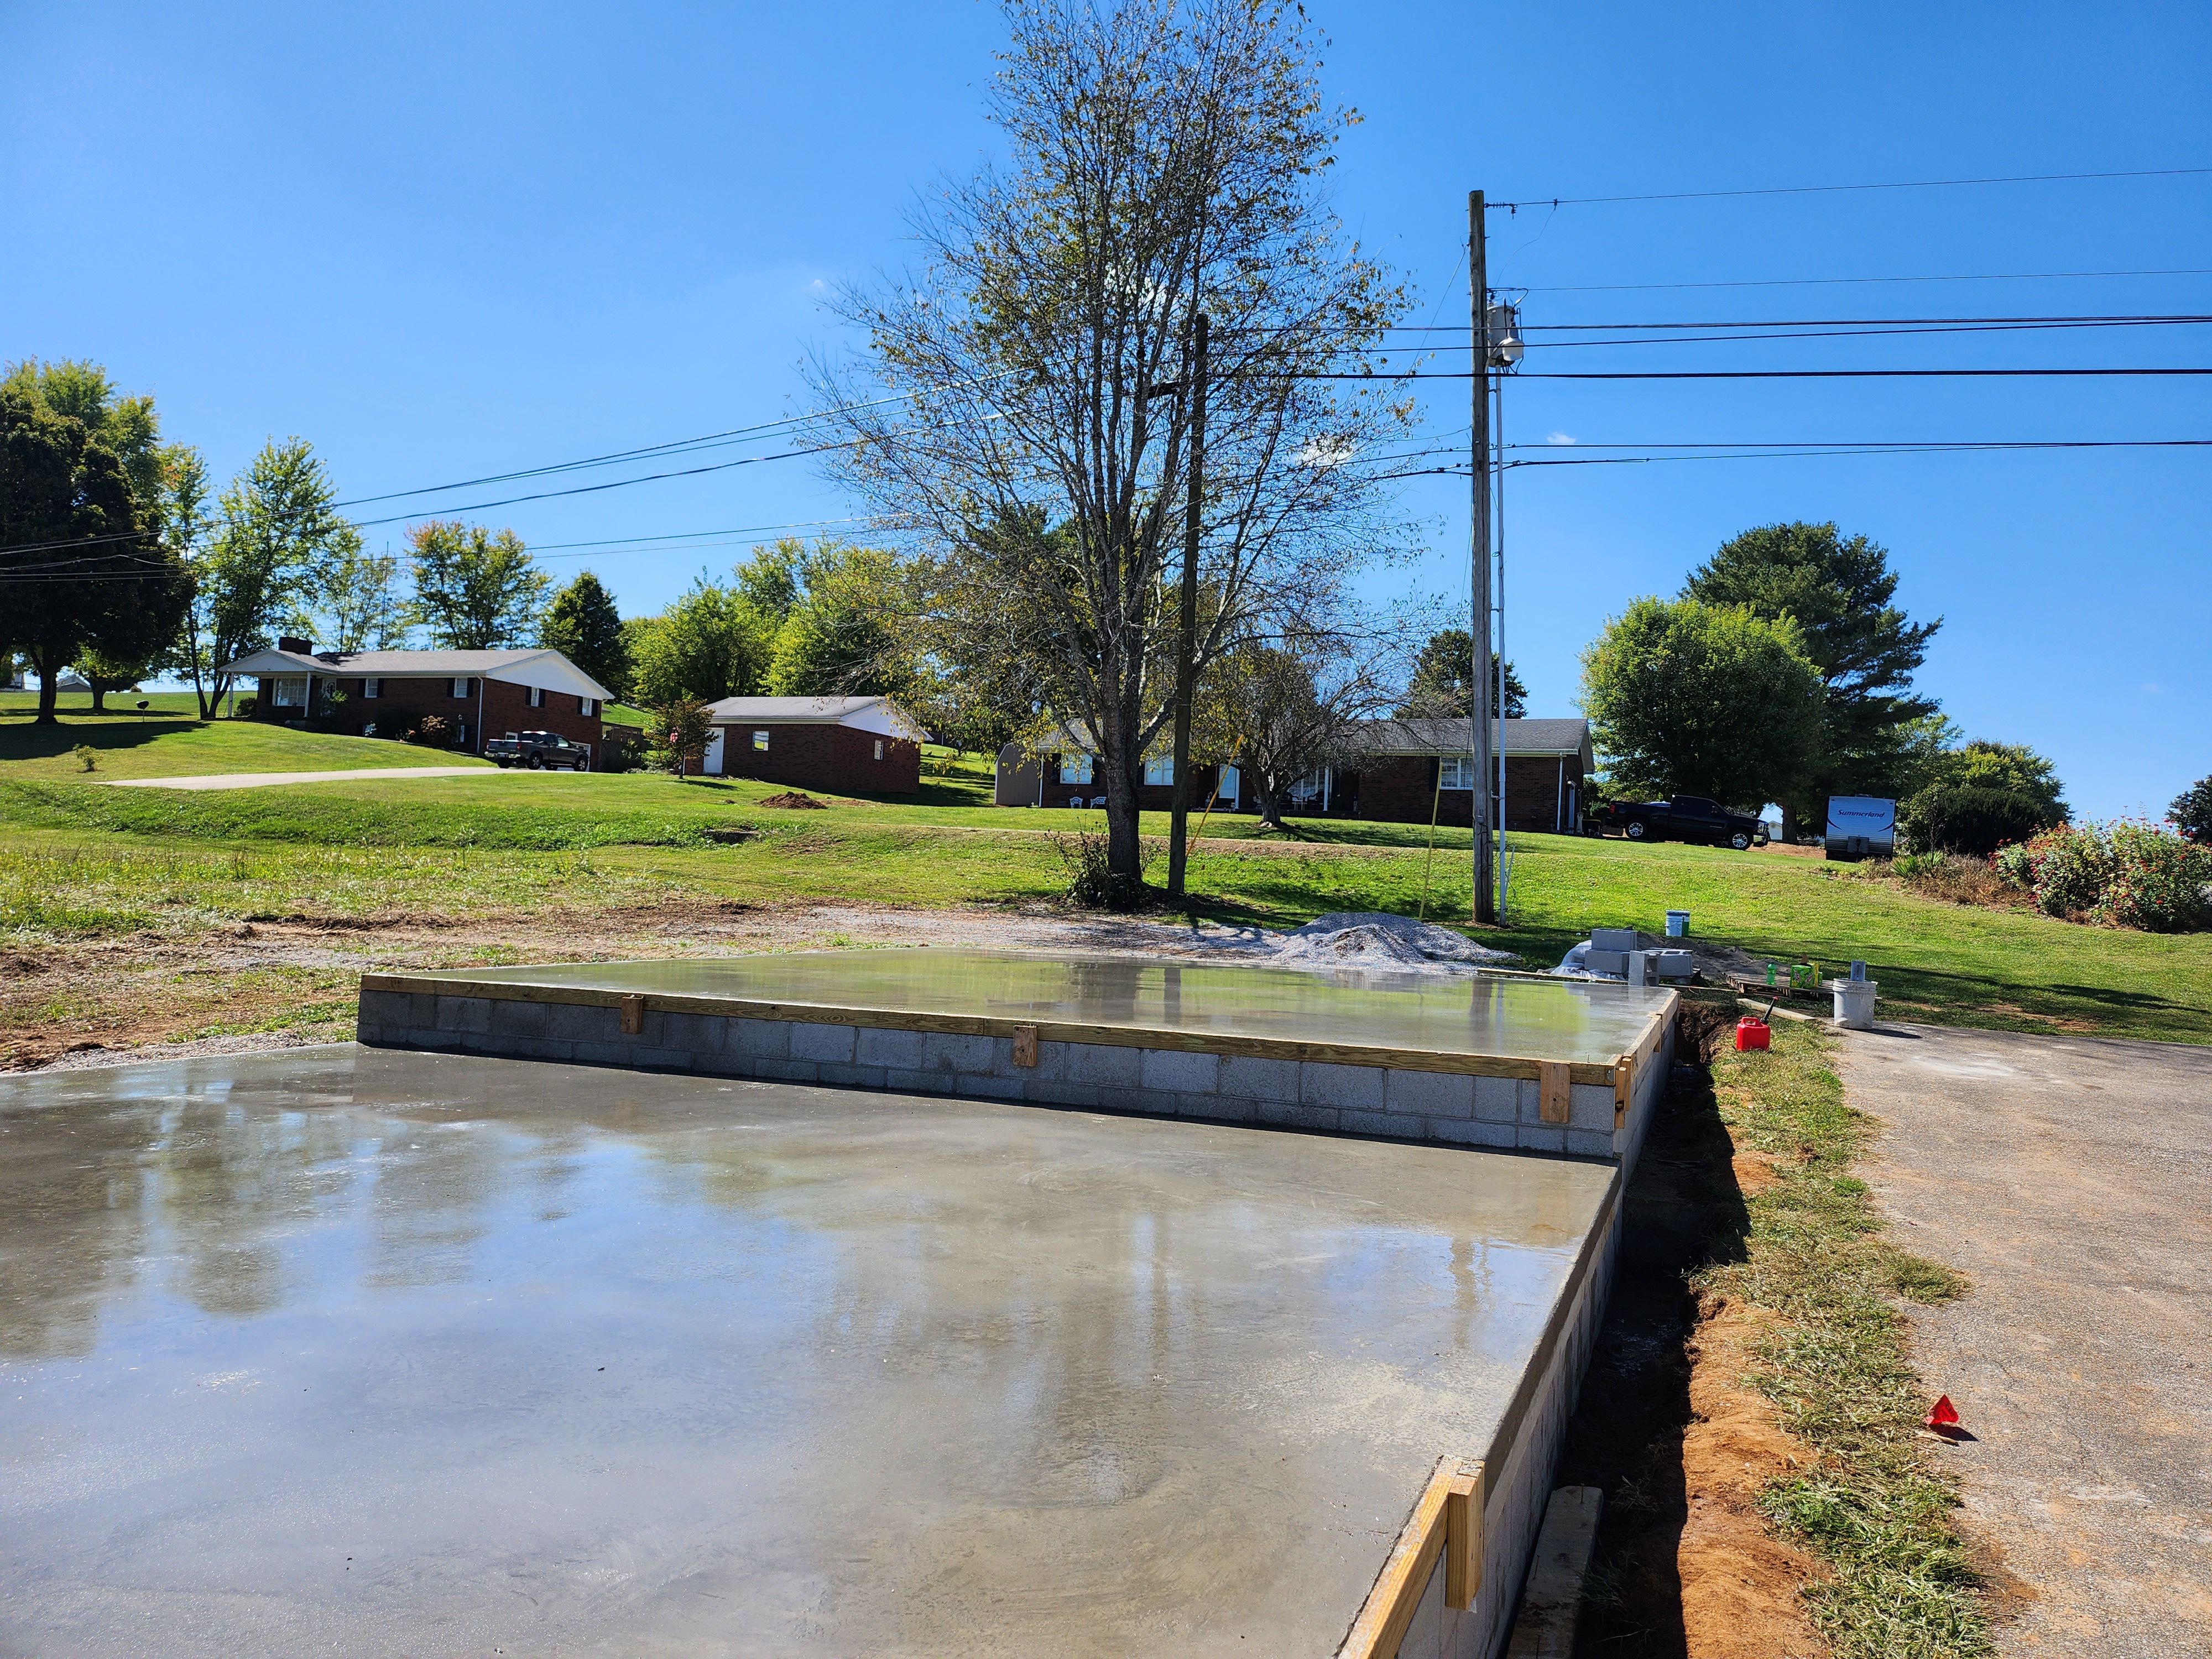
1665 910 1690 938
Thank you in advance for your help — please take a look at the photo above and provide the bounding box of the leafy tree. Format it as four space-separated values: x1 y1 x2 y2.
1579 597 1825 811
2172 775 2212 845
1399 629 1526 719
0 359 164 509
733 538 806 622
1683 520 1939 835
295 528 410 653
539 570 629 700
405 521 549 649
1198 639 1386 828
811 0 1408 887
766 545 909 696
0 388 188 723
648 697 714 781
627 578 774 706
195 439 349 711
1932 739 2067 820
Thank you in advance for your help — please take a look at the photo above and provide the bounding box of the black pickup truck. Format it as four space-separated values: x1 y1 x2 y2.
485 730 592 771
1596 795 1768 850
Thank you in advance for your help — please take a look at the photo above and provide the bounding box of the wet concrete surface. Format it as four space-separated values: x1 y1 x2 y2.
0 1045 1612 1657
1841 1024 2212 1657
416 946 1672 1067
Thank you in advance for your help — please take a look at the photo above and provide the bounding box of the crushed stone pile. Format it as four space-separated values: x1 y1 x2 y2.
1271 912 1518 973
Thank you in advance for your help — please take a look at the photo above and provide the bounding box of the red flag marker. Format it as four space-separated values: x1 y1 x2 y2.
1926 1395 1961 1433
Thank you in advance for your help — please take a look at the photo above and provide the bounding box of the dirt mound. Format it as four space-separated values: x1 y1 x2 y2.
1273 911 1517 972
758 791 828 810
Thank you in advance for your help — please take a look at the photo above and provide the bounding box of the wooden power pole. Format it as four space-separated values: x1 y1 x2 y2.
1469 192 1495 925
1166 311 1209 900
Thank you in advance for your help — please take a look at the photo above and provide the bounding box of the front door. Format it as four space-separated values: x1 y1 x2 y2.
702 728 726 775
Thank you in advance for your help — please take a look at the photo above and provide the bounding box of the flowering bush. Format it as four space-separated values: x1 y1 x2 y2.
2004 820 2210 932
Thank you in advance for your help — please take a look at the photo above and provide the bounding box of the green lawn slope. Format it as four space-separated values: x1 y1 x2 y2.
0 692 494 780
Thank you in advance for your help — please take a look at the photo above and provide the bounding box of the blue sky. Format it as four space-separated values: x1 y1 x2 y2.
4 2 2206 818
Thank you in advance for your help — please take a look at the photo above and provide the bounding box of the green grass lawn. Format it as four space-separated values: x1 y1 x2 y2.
3 707 2204 1043
0 693 494 780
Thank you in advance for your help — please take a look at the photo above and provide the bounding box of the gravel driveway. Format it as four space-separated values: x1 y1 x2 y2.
1839 1022 2212 1657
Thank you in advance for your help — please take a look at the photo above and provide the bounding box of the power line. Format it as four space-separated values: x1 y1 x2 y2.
1519 268 2212 295
1486 165 2212 211
1291 366 2212 381
349 440 852 527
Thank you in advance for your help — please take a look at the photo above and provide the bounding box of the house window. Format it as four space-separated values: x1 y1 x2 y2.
1143 754 1175 786
1218 765 1240 801
451 677 473 699
1437 756 1473 791
455 722 469 747
362 677 381 700
528 686 545 708
578 696 596 716
1287 775 1326 807
752 730 769 751
873 738 884 761
1058 752 1093 786
270 679 303 708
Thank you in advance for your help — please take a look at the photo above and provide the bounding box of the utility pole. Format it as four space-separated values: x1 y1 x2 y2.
1166 311 1209 900
1469 192 1495 925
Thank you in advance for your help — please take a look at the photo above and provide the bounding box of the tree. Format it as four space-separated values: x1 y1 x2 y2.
405 521 549 649
2171 775 2212 845
627 578 774 706
766 544 910 696
648 697 713 781
0 359 164 508
1579 597 1825 810
1399 629 1526 719
0 388 189 724
810 0 1407 888
194 439 348 711
1683 521 1940 836
539 570 629 701
1933 739 2067 820
294 527 409 653
1199 638 1385 828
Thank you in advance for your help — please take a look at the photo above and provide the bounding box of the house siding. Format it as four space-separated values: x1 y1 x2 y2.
1334 753 1585 832
1037 758 1222 812
718 722 920 795
251 673 603 759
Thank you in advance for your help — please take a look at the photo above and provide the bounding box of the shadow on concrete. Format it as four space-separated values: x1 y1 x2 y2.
1556 998 1754 1658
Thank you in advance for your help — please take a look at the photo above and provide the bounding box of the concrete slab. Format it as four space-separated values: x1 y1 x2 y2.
1841 1024 2212 1658
0 1045 1617 1658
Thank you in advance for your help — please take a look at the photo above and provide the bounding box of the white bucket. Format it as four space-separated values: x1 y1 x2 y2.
1832 979 1877 1030
1665 910 1690 938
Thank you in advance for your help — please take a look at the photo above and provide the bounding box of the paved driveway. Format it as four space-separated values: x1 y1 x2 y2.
106 766 495 790
1839 1023 2212 1657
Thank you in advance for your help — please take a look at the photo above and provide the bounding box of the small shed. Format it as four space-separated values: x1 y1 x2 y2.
703 696 925 795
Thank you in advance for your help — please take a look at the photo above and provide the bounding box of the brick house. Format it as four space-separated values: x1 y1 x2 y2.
703 696 924 794
218 638 613 761
1332 717 1593 832
997 740 1229 812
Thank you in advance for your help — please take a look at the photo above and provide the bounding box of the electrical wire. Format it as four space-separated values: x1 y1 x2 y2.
1518 268 2212 295
1485 165 2212 211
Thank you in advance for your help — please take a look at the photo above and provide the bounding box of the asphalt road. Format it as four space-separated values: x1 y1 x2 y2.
1840 1022 2212 1658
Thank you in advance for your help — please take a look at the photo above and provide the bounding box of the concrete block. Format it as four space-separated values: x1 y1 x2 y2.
500 1037 576 1064
1516 1123 1568 1154
731 1019 790 1060
953 1072 1025 1102
1564 1129 1615 1159
1428 1117 1517 1150
879 1068 936 1096
790 1022 857 1063
1473 1073 1520 1122
816 1063 885 1091
488 999 552 1039
571 1040 638 1067
1020 1080 1101 1110
1569 1083 1615 1133
630 1047 695 1072
1336 1108 1406 1140
1064 1042 1142 1088
1384 1068 1475 1120
750 1058 818 1084
1516 1078 1541 1121
1140 1048 1220 1094
1301 1062 1385 1111
1176 1093 1234 1121
855 1026 925 1070
659 1013 725 1056
1590 927 1637 953
1220 1055 1299 1104
557 1003 623 1044
1256 1100 1340 1131
436 996 493 1035
920 1032 996 1075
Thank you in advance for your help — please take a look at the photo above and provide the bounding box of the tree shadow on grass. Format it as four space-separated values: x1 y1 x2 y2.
0 712 205 764
1559 999 1754 1658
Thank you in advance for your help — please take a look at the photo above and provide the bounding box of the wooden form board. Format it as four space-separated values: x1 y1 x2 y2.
362 972 1673 1089
1338 1457 1485 1659
1609 1005 1672 1128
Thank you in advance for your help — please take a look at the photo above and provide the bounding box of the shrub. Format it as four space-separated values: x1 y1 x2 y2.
1884 849 2020 909
233 695 258 718
1897 783 2055 857
2093 820 2212 932
1992 841 2036 889
72 743 97 773
1052 827 1157 910
2014 823 2110 918
2172 775 2212 845
404 714 452 748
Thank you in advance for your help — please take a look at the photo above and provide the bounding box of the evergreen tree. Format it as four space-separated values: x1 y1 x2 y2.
539 571 629 700
1398 629 1526 719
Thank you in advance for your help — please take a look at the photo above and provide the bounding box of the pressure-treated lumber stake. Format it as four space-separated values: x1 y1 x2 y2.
1444 1460 1485 1609
1011 1025 1039 1068
619 994 646 1036
1539 1061 1572 1125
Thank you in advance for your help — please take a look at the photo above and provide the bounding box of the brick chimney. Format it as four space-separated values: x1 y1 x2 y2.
276 635 312 655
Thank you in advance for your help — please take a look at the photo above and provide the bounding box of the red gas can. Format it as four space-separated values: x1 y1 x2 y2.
1735 1016 1772 1052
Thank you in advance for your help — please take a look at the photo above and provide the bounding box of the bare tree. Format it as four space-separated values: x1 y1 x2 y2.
1199 635 1390 829
811 0 1409 884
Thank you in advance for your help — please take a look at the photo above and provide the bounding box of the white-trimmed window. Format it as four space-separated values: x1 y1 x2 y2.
362 677 381 700
455 721 468 747
527 686 545 708
1142 754 1175 786
1287 773 1328 807
873 739 884 760
1218 765 1240 800
578 696 596 716
1058 752 1093 785
752 729 769 751
1437 756 1473 791
451 677 473 699
270 678 304 708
